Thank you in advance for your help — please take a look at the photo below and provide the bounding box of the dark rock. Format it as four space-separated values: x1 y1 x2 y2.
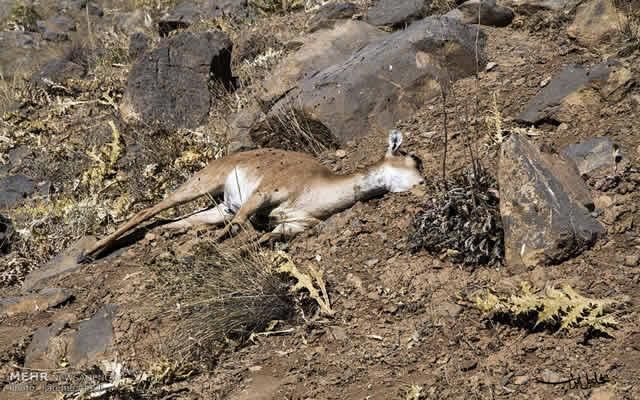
68 304 117 365
499 134 604 268
121 30 233 130
263 17 485 144
0 174 35 208
22 236 97 292
260 20 385 106
128 31 150 59
516 60 616 125
0 214 12 255
0 30 48 81
38 15 76 42
0 288 73 316
567 0 619 46
31 58 86 88
24 320 69 369
24 305 117 369
446 0 514 27
306 2 358 32
562 137 622 177
159 0 248 36
503 0 569 13
367 0 425 27
70 0 104 17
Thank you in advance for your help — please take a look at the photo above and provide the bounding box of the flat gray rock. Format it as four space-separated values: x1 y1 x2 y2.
0 174 35 208
562 137 622 176
22 236 97 292
0 288 72 317
516 60 613 124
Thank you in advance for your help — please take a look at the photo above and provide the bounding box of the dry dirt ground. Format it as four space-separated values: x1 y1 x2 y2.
1 3 640 400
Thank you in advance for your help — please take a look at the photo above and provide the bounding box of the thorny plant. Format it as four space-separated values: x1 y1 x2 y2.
475 282 620 338
409 165 503 266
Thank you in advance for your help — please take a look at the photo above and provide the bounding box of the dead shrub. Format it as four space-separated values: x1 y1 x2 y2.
409 166 504 266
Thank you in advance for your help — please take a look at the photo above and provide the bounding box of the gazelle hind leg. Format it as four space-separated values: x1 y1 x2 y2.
163 204 233 229
258 219 320 245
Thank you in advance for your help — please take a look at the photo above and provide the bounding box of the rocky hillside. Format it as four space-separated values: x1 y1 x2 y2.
1 0 639 399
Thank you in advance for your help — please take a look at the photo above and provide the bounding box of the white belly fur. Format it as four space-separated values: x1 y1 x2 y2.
223 167 262 212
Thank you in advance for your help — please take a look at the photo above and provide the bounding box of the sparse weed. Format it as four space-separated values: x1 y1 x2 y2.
614 0 640 48
401 384 426 400
475 282 619 337
5 1 40 32
250 0 305 14
485 92 505 145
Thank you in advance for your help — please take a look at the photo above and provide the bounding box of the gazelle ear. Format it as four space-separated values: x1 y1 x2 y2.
387 130 403 155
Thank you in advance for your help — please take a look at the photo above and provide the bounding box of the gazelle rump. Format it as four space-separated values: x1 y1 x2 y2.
81 130 424 260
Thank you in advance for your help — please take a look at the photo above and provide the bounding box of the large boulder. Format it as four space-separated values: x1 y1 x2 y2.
446 0 514 27
567 0 620 47
306 2 358 32
121 30 234 130
516 60 633 124
159 0 248 36
366 0 425 27
259 20 386 106
499 134 604 268
261 17 485 144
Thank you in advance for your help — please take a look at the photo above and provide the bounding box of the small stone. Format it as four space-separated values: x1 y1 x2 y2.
335 149 347 158
460 359 477 371
539 369 565 384
248 365 262 372
364 258 379 267
485 62 497 71
144 232 157 241
595 195 613 209
513 375 529 385
330 326 348 341
556 122 569 132
540 76 552 87
439 301 463 317
623 254 639 267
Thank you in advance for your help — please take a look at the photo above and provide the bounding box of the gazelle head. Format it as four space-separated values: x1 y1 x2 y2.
381 130 425 192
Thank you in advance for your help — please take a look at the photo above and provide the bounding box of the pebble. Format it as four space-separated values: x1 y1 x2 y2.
538 369 565 384
485 62 498 71
460 359 477 371
624 254 639 267
335 149 347 158
513 375 529 385
540 76 552 87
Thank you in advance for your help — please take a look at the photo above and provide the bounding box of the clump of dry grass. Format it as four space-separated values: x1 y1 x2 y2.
4 1 40 32
252 101 337 156
250 0 305 14
148 241 297 359
614 0 640 54
475 282 620 337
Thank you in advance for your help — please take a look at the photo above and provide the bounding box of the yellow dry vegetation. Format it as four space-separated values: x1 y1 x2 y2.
475 282 618 336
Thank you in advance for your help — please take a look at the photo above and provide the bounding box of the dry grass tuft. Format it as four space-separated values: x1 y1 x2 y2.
250 0 305 14
475 282 620 337
148 240 297 359
253 101 337 156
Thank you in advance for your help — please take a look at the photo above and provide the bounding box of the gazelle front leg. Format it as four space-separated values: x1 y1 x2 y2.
214 193 269 242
